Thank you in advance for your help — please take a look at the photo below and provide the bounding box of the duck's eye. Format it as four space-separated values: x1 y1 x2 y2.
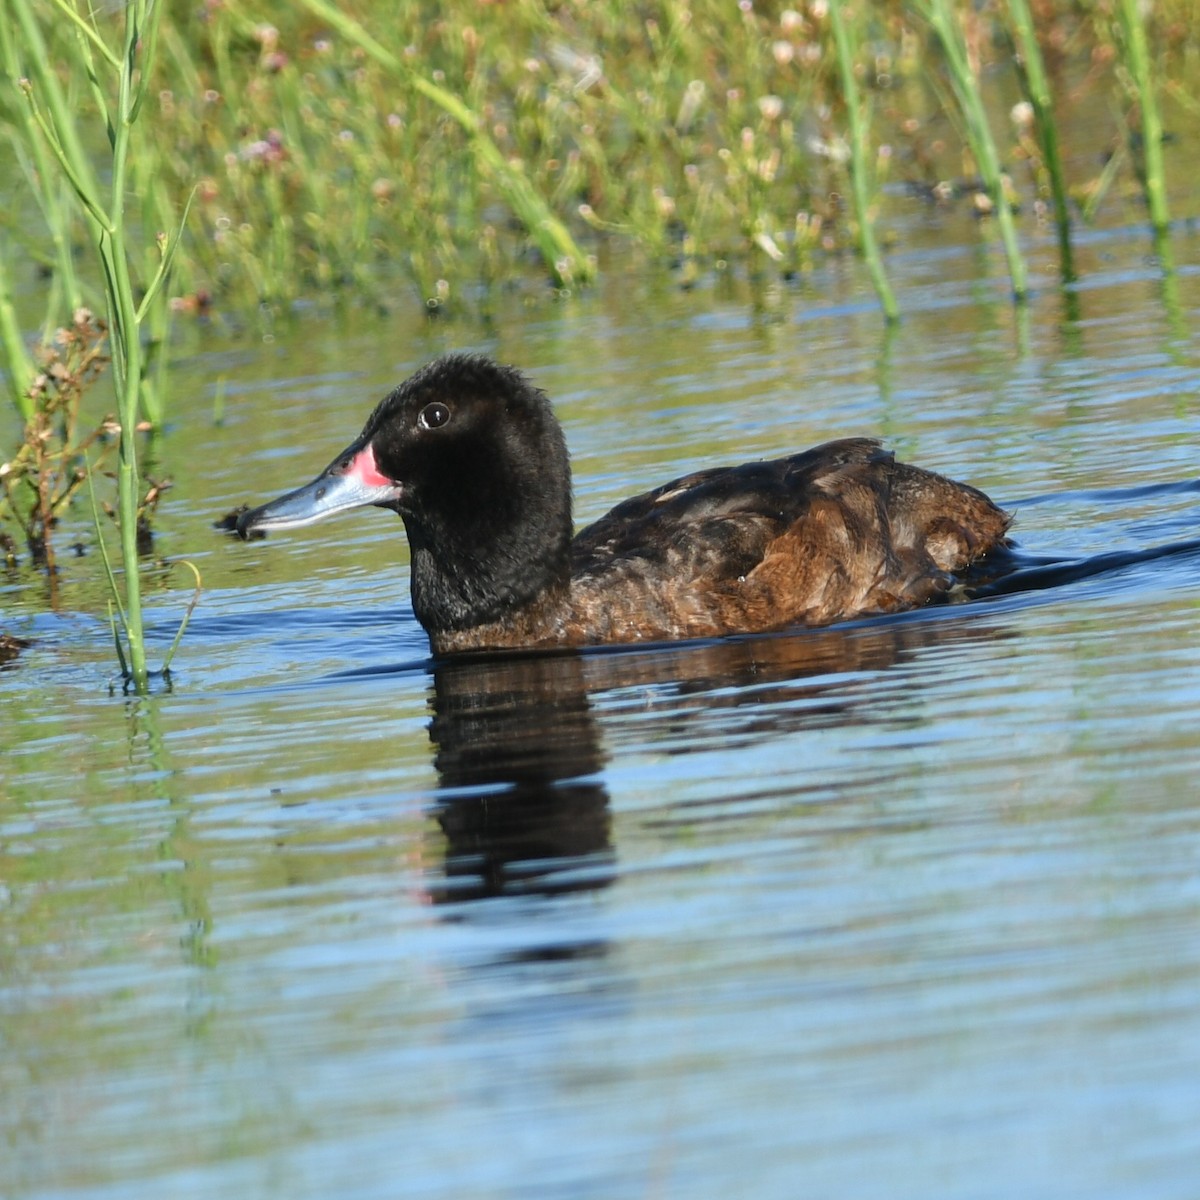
418 402 451 431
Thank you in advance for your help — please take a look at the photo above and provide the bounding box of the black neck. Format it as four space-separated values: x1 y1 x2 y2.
402 507 572 636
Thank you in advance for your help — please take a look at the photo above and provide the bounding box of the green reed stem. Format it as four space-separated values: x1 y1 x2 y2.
110 6 151 688
297 0 593 288
829 1 899 323
1116 0 1169 235
915 0 1028 301
1006 0 1074 279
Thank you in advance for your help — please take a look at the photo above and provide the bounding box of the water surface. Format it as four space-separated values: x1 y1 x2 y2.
3 221 1200 1198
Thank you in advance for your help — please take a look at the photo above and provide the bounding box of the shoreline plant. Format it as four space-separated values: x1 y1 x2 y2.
3 0 193 689
1114 0 1170 237
4 2 1183 335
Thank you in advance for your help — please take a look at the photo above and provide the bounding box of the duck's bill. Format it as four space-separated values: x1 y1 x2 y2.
237 441 401 538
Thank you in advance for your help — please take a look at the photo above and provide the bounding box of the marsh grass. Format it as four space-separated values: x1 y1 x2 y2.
140 3 1200 319
3 3 1194 333
5 0 191 688
2 1 1181 333
1113 0 1170 235
913 0 1027 300
133 2 851 314
1006 0 1073 281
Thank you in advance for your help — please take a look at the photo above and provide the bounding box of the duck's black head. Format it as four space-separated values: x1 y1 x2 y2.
238 353 573 637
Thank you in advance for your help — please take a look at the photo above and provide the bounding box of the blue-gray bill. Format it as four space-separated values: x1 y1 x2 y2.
237 440 401 538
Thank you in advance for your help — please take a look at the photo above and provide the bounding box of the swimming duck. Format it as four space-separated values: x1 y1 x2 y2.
237 353 1012 654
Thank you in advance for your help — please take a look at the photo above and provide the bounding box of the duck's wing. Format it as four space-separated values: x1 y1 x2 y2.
573 438 887 574
569 438 1011 639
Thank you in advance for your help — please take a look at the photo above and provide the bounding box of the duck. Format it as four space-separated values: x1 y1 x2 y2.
237 352 1012 655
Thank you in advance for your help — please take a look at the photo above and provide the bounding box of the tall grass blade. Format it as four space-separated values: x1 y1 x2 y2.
1006 0 1074 281
22 99 113 232
1116 0 1169 235
47 0 121 70
7 0 108 223
135 187 198 325
0 10 84 338
829 2 899 323
161 561 202 676
914 0 1028 301
85 456 128 634
107 600 130 681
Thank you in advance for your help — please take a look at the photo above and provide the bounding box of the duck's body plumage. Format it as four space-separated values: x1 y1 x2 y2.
237 354 1012 655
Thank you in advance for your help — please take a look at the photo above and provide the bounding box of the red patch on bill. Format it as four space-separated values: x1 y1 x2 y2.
347 443 392 489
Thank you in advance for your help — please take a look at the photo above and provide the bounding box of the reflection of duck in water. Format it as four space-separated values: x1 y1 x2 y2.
428 653 612 904
423 611 1006 904
240 354 1012 654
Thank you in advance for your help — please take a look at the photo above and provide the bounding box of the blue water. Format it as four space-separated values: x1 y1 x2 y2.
3 219 1200 1199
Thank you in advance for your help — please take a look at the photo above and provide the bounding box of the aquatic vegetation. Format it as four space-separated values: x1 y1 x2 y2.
3 0 1192 332
1006 0 1073 281
912 0 1027 300
4 0 187 687
131 2 1188 319
1114 0 1170 235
